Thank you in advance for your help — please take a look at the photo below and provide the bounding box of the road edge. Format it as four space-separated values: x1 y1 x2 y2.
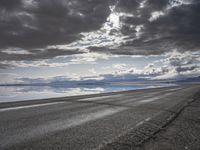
98 90 200 150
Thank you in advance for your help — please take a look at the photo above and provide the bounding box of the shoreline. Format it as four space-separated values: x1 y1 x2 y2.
0 84 181 108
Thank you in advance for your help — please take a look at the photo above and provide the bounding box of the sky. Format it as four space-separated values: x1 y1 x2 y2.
0 0 200 84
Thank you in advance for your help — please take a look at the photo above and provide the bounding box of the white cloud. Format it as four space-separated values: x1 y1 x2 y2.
135 25 144 38
0 52 118 68
151 50 200 79
149 11 164 22
114 66 142 76
82 75 104 81
112 64 127 70
70 52 110 64
2 48 32 55
88 68 97 75
1 60 70 68
168 0 192 9
140 0 147 8
1 50 199 82
109 50 200 80
143 64 161 75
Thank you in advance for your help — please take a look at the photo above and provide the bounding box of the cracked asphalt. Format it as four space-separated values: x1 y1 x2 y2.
138 87 200 150
0 85 199 150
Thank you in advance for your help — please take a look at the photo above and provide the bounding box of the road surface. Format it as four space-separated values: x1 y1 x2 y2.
0 85 199 150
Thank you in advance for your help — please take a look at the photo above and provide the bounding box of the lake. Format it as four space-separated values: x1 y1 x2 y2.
0 82 177 103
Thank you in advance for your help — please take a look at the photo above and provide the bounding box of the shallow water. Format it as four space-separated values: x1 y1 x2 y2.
0 83 176 103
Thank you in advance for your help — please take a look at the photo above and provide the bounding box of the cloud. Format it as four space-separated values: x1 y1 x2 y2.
149 11 164 22
104 50 200 80
1 50 199 85
112 64 127 70
115 0 200 54
0 0 22 10
0 0 110 60
0 73 21 84
69 52 110 64
88 68 97 75
0 0 200 65
1 60 71 68
0 48 84 62
2 48 32 55
152 50 200 79
0 52 113 68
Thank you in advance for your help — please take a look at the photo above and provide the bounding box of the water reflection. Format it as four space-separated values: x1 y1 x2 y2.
0 83 177 103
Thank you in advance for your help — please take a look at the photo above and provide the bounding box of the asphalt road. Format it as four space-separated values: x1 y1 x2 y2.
0 85 199 150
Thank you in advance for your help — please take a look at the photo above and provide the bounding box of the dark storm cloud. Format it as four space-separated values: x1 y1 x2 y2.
0 0 110 60
1 0 200 62
0 0 22 10
0 63 12 69
116 0 200 54
115 0 140 13
0 48 83 61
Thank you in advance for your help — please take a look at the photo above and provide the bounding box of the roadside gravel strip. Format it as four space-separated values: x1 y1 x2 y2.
99 89 200 150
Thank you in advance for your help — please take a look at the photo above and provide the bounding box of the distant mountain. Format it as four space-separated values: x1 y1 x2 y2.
1 75 200 87
0 80 110 87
